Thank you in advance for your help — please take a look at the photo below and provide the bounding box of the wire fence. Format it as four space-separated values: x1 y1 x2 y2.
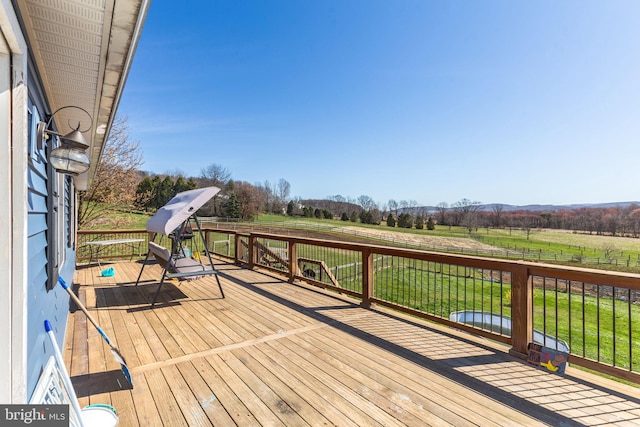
200 219 640 267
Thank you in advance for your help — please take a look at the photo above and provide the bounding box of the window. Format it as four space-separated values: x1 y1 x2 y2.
27 103 44 164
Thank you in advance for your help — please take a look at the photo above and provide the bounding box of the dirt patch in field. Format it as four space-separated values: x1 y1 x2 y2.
336 226 503 252
527 228 640 252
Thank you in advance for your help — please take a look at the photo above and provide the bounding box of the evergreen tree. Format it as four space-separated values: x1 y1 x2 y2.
286 200 295 216
148 176 162 209
397 213 407 228
173 176 196 195
224 192 241 219
415 215 424 230
341 212 349 221
398 213 413 229
360 210 372 224
427 216 436 230
156 176 174 208
387 213 396 227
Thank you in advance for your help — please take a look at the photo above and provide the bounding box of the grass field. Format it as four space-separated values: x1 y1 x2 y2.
84 209 151 229
477 228 640 258
254 214 640 272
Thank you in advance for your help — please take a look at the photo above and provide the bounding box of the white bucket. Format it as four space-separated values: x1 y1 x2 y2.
81 405 119 427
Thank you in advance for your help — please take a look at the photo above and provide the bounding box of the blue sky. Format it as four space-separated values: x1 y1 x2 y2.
118 1 640 208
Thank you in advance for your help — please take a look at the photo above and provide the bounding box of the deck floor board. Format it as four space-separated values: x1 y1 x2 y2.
65 260 640 426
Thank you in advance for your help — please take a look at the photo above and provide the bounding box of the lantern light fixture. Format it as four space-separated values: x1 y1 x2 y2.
37 105 93 175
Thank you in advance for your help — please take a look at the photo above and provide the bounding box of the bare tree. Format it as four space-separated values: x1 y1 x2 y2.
436 202 448 225
492 204 504 228
78 115 144 227
602 243 617 260
200 163 231 216
233 181 261 221
260 180 276 212
200 163 231 188
357 195 376 211
605 208 623 236
388 199 398 217
408 200 419 215
453 198 483 233
276 178 291 213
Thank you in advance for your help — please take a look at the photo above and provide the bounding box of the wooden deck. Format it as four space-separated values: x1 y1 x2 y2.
64 259 640 426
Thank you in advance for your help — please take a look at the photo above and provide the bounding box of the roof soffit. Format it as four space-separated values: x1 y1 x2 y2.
15 0 148 181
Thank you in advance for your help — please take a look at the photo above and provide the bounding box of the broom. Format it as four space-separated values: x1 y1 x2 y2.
58 277 133 388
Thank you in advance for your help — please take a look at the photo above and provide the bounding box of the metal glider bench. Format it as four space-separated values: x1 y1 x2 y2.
135 186 225 307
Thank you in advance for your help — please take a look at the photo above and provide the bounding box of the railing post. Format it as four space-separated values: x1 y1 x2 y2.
288 239 298 282
248 234 256 269
509 263 533 358
204 230 210 253
234 233 242 264
361 248 374 308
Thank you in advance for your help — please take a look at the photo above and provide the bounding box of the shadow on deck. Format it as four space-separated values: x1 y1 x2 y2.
66 260 640 426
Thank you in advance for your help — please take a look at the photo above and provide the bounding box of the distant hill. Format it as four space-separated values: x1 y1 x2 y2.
303 198 640 214
414 202 640 213
480 202 640 212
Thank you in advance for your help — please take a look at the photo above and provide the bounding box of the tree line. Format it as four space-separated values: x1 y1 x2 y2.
133 166 292 222
81 115 640 238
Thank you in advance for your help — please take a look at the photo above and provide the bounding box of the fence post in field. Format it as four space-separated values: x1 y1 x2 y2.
509 263 533 358
361 248 374 308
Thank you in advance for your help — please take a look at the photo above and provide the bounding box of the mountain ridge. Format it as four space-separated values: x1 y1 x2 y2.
425 201 640 212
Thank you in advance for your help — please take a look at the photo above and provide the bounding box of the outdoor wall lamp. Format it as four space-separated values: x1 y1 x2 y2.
37 105 93 175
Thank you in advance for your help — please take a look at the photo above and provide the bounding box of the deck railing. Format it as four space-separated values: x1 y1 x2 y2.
77 227 640 384
77 229 152 263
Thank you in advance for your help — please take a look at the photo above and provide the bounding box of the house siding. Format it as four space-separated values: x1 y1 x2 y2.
2 0 146 403
25 93 75 399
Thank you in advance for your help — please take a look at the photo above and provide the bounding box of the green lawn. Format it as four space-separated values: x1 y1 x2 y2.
371 263 639 371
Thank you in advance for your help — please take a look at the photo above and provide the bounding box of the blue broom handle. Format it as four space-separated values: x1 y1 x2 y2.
44 320 86 427
57 277 113 345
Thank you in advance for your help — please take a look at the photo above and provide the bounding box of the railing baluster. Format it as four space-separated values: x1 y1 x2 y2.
629 288 633 371
582 282 586 358
597 285 601 362
613 286 617 367
568 280 573 354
